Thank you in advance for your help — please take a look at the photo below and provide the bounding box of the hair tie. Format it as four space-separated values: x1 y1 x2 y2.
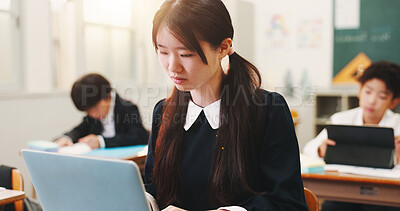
228 47 235 56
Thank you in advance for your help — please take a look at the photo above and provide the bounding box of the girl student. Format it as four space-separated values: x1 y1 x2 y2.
144 0 308 210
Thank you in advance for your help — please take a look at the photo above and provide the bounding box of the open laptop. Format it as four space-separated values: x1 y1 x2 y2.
22 149 151 211
324 124 395 169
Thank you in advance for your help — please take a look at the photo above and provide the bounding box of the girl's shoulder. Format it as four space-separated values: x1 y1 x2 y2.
153 99 166 114
150 99 166 126
259 89 288 108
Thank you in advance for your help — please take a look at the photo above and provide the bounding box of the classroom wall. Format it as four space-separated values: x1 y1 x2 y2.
22 0 53 92
0 93 81 197
15 0 335 96
254 0 333 90
253 0 333 148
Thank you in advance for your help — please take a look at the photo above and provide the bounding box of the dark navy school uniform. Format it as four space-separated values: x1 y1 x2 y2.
144 90 308 211
63 93 149 147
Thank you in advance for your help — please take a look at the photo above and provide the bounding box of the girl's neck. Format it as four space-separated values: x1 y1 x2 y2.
190 72 223 108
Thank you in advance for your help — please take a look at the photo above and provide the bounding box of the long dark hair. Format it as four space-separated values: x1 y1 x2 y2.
152 0 263 207
70 73 111 111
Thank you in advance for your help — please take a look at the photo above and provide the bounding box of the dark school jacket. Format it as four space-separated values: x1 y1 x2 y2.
64 94 149 147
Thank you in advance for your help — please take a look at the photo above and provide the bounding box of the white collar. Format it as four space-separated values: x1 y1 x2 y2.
354 107 364 125
101 90 116 124
184 99 221 131
356 107 394 126
379 109 394 126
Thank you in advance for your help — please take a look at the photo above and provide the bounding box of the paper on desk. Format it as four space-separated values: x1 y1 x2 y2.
28 140 59 152
325 164 400 179
137 145 148 157
58 143 92 154
85 145 147 158
300 153 325 173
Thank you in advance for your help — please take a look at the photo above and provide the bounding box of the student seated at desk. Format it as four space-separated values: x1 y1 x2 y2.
55 73 149 149
303 61 400 211
144 0 308 210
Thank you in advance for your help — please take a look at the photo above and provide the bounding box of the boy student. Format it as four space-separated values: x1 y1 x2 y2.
303 61 400 211
55 73 149 149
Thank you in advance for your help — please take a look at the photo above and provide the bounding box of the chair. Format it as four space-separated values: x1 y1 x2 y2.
290 110 299 126
304 187 319 211
0 165 24 211
12 169 24 211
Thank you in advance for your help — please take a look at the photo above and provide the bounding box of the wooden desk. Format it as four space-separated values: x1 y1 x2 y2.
85 145 148 175
302 171 400 207
0 189 25 206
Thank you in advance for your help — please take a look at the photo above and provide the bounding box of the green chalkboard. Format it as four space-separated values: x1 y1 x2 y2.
333 0 400 76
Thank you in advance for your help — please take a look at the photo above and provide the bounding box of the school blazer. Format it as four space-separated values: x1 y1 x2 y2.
64 94 149 147
145 91 308 211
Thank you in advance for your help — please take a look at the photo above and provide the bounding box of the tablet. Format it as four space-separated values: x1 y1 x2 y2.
22 149 151 211
324 124 395 169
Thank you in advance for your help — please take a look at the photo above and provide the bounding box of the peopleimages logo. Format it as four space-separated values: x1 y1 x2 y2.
78 83 317 126
92 84 317 108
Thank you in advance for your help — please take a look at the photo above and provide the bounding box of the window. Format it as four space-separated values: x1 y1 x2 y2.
51 0 137 90
0 0 21 90
83 0 135 80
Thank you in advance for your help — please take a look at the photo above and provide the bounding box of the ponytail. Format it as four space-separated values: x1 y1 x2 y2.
152 0 264 206
208 52 263 205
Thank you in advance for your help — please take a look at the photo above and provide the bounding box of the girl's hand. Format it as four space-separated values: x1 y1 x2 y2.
162 205 187 211
162 206 227 211
318 139 336 158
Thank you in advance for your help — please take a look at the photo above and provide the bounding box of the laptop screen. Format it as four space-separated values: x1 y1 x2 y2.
22 150 151 211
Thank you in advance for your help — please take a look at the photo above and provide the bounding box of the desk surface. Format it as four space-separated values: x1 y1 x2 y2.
85 145 147 159
302 171 400 207
0 189 25 206
302 171 400 185
85 145 147 175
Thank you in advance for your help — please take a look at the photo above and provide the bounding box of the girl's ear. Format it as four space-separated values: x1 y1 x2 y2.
219 38 232 59
390 97 400 110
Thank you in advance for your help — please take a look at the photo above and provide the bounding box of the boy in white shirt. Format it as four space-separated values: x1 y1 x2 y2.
303 61 400 211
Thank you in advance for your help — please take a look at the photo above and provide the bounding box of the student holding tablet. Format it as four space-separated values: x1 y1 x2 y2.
303 61 400 211
144 0 308 210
